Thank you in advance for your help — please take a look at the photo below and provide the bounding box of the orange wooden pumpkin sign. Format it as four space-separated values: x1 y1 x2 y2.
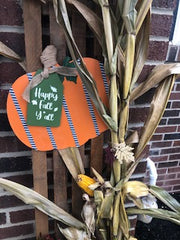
7 58 109 151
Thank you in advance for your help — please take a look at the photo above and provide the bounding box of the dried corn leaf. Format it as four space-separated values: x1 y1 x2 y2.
122 0 138 33
0 178 85 229
53 0 117 132
131 10 150 89
113 192 121 237
0 41 26 70
135 75 175 159
135 0 153 34
58 147 85 180
119 193 129 239
91 167 104 184
123 33 135 100
130 63 180 102
66 0 103 46
126 130 139 145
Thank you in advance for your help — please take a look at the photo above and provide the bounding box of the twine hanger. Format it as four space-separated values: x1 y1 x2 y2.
22 45 77 102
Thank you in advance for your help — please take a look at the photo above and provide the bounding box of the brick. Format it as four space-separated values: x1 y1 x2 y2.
169 92 180 100
168 166 180 173
0 136 29 153
166 101 171 109
151 14 172 37
177 50 180 61
150 155 168 162
155 126 176 133
10 209 35 223
169 153 180 160
167 45 179 62
158 173 176 181
0 195 25 209
161 147 180 154
157 168 167 174
129 107 149 123
0 32 25 57
0 113 12 131
137 65 155 84
0 156 32 173
0 213 6 225
0 62 25 84
0 223 34 239
134 161 147 174
8 174 33 188
163 179 180 186
158 161 178 168
163 109 179 117
0 89 8 110
150 134 163 141
134 88 155 105
129 217 137 229
0 0 23 25
152 0 177 9
147 41 168 61
159 118 167 125
173 141 180 147
149 149 160 155
156 181 164 187
164 133 180 140
157 185 173 192
175 83 180 91
173 185 180 191
151 141 172 148
172 101 180 108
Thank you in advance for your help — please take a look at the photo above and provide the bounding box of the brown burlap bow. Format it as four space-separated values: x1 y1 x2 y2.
22 45 77 102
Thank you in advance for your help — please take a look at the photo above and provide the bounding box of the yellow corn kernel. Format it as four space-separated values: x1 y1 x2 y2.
77 174 96 197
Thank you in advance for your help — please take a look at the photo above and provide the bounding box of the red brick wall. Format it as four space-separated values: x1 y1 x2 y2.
0 0 179 239
147 1 180 193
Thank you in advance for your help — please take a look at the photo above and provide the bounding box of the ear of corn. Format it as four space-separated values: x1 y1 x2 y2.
77 174 96 197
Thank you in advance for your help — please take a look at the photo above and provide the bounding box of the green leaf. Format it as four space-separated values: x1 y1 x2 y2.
150 185 180 213
127 208 180 225
62 56 77 83
0 178 85 229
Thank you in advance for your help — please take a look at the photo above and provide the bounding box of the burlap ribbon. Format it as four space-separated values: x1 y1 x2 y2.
22 45 77 102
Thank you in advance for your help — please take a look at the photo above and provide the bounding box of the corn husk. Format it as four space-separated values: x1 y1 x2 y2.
58 226 90 240
58 147 85 180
